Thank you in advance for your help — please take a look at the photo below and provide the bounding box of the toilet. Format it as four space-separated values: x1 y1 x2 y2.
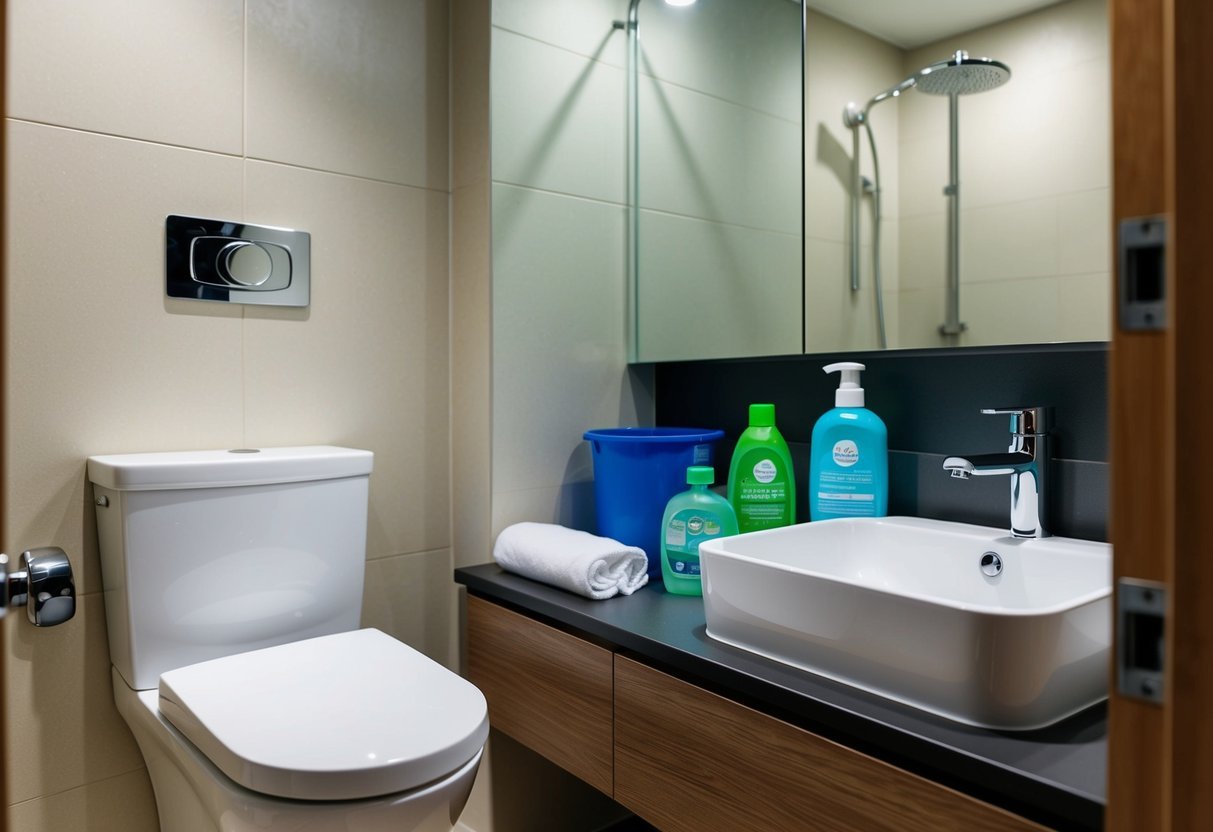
87 446 488 832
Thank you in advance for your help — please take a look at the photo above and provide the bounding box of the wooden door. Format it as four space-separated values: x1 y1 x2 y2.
2 0 10 826
1107 0 1213 828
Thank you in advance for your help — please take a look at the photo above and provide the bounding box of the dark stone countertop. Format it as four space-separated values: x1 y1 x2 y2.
456 564 1106 832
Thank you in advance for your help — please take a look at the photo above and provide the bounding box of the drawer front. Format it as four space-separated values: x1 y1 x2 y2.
614 656 1046 832
466 596 614 794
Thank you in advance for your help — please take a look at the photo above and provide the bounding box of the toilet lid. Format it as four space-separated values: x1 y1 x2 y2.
157 628 489 801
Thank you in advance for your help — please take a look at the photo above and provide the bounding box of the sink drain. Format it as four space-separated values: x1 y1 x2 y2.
980 551 1003 577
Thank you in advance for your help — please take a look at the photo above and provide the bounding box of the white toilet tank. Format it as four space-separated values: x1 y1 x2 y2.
88 446 374 691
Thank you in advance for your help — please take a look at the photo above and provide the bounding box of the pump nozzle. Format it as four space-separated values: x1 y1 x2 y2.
824 362 866 408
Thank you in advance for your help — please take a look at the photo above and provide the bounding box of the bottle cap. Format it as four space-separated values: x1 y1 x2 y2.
824 362 866 407
748 403 775 427
686 466 715 485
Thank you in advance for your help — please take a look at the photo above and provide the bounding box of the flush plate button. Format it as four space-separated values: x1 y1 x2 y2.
166 215 310 307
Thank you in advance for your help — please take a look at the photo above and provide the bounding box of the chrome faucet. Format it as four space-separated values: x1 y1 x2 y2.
943 407 1052 539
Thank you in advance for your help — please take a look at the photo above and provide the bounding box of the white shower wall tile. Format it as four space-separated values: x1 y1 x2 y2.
638 211 802 361
490 28 626 203
492 184 645 494
640 0 802 122
492 0 629 68
491 483 598 545
637 77 800 235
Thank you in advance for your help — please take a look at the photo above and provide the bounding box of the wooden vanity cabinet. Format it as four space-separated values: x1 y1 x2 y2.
613 656 1046 832
466 596 1048 831
465 596 614 793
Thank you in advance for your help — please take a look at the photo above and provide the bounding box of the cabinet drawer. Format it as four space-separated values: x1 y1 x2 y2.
466 596 614 794
614 656 1045 832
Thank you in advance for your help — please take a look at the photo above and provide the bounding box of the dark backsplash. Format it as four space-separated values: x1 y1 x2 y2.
653 343 1108 541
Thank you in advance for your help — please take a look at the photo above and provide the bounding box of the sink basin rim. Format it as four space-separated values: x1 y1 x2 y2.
700 517 1111 618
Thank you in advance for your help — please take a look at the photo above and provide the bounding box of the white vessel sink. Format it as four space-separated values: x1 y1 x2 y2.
698 517 1111 730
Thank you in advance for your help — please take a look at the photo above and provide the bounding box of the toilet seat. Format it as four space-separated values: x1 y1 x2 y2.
157 628 488 802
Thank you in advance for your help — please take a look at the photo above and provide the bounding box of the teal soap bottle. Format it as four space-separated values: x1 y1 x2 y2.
660 466 739 596
728 404 796 533
808 362 888 520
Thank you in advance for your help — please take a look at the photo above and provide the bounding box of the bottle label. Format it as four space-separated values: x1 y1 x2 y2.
832 440 859 467
816 465 877 517
734 448 791 530
664 509 725 576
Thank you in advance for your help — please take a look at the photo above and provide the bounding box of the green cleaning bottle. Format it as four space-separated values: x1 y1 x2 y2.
660 466 739 596
728 403 796 533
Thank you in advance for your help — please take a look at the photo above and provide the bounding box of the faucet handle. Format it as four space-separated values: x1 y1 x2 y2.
981 406 1052 435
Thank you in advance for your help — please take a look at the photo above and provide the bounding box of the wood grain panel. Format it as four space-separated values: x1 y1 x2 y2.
1107 0 1170 828
1169 0 1213 827
613 657 1045 832
465 596 614 794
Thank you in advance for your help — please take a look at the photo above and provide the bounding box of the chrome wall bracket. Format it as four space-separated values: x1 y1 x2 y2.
0 547 76 626
166 215 310 308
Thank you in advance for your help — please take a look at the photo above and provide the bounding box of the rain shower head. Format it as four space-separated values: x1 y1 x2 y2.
913 50 1011 96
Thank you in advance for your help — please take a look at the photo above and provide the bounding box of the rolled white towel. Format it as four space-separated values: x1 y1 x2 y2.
493 522 650 600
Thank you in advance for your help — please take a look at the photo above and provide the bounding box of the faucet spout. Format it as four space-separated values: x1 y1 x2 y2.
942 452 1035 479
943 408 1052 539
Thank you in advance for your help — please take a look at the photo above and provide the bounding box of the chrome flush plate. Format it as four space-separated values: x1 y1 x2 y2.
166 215 310 307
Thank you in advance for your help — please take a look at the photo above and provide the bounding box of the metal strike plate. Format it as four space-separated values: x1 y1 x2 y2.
1117 578 1165 704
166 215 310 308
1117 216 1166 331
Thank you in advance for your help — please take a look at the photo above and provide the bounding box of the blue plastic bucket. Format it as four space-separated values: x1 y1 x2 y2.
583 427 725 580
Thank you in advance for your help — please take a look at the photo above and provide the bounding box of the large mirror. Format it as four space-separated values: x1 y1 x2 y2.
630 0 1110 361
629 0 805 361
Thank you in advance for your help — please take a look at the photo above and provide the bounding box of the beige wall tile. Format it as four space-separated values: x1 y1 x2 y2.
9 768 158 832
362 549 456 668
963 197 1059 283
452 0 492 191
960 276 1061 346
1058 273 1112 342
805 238 886 354
897 212 946 291
1058 188 1111 276
7 1 455 828
6 595 146 804
243 161 450 558
897 286 949 350
7 0 243 153
246 0 449 188
805 8 903 257
452 181 493 569
4 122 245 596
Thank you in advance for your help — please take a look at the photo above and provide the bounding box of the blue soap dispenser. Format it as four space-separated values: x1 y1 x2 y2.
809 362 888 520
